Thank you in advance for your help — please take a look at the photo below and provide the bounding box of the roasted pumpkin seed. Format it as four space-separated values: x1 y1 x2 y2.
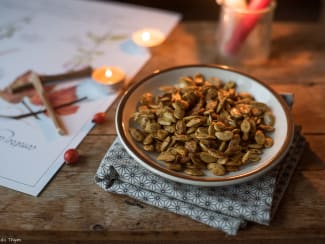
166 163 182 171
157 151 175 162
255 130 266 145
215 130 233 141
200 152 217 163
210 164 226 176
129 73 276 177
130 128 144 142
264 137 274 148
143 144 154 152
263 111 276 126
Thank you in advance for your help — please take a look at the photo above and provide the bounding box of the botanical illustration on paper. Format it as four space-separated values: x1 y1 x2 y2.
63 31 127 70
0 16 31 40
0 71 81 120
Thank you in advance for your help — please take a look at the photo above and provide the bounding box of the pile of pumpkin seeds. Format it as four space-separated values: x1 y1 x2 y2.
129 73 275 177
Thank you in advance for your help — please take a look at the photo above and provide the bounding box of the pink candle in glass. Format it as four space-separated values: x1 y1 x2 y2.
223 0 272 55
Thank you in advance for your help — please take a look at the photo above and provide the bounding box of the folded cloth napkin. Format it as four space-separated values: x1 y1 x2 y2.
95 94 306 235
95 128 305 235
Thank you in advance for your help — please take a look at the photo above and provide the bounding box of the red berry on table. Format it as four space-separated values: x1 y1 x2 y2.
64 149 79 165
92 112 106 124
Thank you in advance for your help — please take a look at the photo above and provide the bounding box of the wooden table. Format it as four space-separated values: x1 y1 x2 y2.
1 21 324 244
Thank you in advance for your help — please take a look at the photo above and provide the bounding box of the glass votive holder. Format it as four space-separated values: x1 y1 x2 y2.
216 1 276 65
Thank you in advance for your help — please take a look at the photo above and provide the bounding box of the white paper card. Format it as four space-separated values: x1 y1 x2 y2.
0 0 180 196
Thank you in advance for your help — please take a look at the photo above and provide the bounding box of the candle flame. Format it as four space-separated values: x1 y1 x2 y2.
141 31 151 42
105 69 113 78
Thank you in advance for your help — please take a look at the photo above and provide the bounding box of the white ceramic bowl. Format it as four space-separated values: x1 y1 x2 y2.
116 64 294 186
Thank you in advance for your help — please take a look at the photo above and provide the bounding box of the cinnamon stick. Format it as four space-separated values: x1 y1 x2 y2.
30 72 67 136
11 66 93 93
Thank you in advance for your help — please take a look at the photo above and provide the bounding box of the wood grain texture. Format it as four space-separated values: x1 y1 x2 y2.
0 21 325 243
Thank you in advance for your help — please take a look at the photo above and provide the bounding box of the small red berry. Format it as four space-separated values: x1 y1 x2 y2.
64 148 79 165
92 112 106 124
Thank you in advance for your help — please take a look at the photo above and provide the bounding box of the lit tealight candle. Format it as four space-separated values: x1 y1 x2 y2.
92 66 125 86
132 28 165 47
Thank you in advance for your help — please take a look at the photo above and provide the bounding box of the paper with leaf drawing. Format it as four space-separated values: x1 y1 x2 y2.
0 0 180 196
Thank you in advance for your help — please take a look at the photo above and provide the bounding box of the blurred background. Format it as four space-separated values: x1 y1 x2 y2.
100 0 324 22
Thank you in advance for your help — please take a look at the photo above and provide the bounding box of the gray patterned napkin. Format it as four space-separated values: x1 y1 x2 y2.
95 128 305 235
95 93 304 235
